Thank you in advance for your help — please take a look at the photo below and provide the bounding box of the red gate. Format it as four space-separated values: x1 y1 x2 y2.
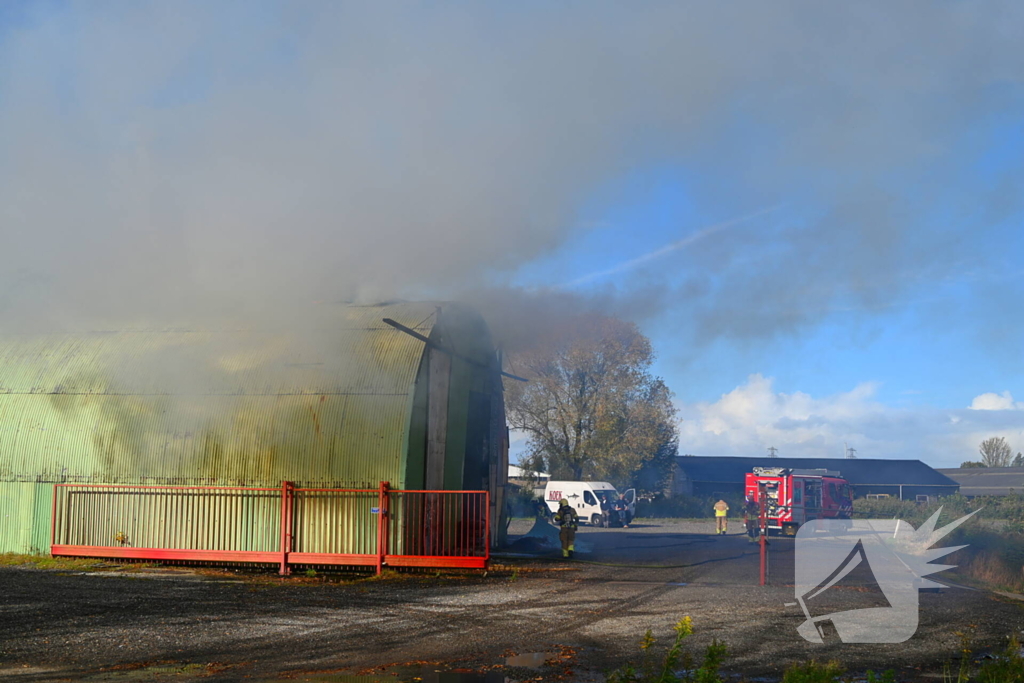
51 481 489 574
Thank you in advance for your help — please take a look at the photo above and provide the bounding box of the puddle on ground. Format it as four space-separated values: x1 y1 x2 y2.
78 663 212 681
274 677 399 683
503 651 559 668
281 674 506 683
268 648 581 683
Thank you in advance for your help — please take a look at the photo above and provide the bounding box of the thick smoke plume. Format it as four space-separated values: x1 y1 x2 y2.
1 2 1022 350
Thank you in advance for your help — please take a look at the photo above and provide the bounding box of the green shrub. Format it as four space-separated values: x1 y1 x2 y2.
849 495 1024 593
636 494 744 520
852 492 1024 526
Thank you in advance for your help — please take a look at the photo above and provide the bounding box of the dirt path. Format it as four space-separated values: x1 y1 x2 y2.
0 520 1020 681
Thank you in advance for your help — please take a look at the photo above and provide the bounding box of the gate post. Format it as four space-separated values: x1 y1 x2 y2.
484 491 491 570
376 481 390 575
50 484 59 554
759 488 768 586
279 481 295 576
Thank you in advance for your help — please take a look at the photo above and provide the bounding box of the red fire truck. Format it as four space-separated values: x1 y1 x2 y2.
744 467 853 535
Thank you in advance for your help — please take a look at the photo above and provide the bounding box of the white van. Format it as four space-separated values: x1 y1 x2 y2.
542 481 636 526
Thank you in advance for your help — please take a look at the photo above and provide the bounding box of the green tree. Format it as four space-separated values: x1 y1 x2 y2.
979 436 1013 468
506 314 677 489
960 461 988 468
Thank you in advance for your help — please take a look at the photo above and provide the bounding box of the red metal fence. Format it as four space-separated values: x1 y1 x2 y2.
51 481 489 574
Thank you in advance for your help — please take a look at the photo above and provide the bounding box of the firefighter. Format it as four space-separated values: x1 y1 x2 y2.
744 494 760 542
614 493 630 528
554 498 579 558
713 499 729 535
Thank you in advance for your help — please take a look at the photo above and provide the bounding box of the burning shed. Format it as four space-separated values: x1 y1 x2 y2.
0 302 509 555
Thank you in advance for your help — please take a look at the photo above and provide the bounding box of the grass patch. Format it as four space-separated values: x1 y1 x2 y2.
0 553 119 571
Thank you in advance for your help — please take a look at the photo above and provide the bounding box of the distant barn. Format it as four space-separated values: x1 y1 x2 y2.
0 302 509 554
673 456 958 501
936 467 1024 498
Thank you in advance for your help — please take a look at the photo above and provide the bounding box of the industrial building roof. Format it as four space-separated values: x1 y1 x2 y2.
676 456 958 488
936 467 1024 497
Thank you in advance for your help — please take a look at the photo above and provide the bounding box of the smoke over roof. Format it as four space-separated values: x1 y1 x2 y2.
1 3 1022 351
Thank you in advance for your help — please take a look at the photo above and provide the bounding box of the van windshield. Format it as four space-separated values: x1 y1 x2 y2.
595 490 618 505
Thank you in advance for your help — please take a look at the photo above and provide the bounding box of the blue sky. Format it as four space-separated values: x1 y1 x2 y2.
2 2 1022 468
503 154 1024 465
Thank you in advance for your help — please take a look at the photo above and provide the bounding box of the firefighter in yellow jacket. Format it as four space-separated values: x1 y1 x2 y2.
554 498 579 558
713 499 729 535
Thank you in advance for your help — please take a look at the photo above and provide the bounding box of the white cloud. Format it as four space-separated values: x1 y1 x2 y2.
678 374 1024 468
969 391 1023 411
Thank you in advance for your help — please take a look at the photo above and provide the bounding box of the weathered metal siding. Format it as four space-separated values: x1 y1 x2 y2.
53 485 281 553
402 355 430 490
0 304 436 489
0 482 54 554
0 302 507 555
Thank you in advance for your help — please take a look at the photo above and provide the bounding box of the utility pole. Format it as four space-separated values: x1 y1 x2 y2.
767 446 778 458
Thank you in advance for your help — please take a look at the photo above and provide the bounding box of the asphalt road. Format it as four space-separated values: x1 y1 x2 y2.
1 519 1021 682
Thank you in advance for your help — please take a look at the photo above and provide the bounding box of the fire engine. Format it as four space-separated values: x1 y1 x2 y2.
744 467 853 536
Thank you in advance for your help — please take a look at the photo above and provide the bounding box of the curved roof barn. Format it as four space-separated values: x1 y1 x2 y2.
0 302 508 553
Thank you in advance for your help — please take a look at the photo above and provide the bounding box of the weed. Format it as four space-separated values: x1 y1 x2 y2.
973 635 1024 682
304 568 317 578
944 628 974 683
865 671 897 683
780 660 844 683
606 616 726 683
936 629 1024 682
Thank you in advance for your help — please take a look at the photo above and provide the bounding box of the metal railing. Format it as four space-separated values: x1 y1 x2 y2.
52 481 489 574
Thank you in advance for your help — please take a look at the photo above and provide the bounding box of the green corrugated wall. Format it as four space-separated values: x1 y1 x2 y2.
0 483 54 555
0 302 505 554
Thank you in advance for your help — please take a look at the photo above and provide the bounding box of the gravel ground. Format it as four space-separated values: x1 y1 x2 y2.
1 518 1021 682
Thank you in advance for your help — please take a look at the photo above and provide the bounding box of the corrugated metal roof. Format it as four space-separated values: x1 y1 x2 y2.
676 456 959 488
936 467 1024 497
0 302 444 487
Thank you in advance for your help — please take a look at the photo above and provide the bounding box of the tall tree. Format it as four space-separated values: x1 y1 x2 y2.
506 314 677 489
979 436 1013 468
